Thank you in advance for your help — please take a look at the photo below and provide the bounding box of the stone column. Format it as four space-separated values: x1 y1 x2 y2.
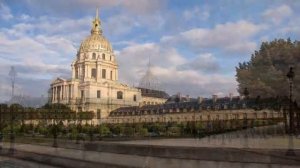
66 85 68 100
64 85 67 100
61 86 64 100
51 87 54 102
54 87 57 101
85 64 88 79
54 87 56 102
78 66 81 79
97 63 101 81
71 64 75 79
115 69 118 81
58 85 62 101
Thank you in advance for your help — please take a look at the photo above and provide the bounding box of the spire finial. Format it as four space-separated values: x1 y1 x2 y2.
91 8 102 35
148 55 151 68
96 8 99 20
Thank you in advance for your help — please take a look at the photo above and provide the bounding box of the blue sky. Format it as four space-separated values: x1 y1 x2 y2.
0 0 300 102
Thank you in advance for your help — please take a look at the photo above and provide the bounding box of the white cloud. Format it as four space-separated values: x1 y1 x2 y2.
279 17 300 37
177 53 220 73
20 0 165 16
0 3 13 20
104 14 140 36
263 5 292 25
120 0 165 15
116 42 236 97
183 6 210 21
162 20 266 54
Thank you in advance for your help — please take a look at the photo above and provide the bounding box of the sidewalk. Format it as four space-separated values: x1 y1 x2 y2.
1 141 300 168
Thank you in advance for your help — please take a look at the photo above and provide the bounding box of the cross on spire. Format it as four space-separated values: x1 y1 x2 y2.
91 8 102 35
96 8 99 20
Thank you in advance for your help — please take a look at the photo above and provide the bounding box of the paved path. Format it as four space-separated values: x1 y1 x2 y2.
1 140 300 168
0 155 57 168
0 125 299 168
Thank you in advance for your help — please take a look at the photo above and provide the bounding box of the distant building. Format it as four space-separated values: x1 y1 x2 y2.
49 9 168 120
7 94 47 108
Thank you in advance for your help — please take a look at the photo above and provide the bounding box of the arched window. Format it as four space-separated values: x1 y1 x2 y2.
102 53 105 60
117 91 123 99
92 53 96 59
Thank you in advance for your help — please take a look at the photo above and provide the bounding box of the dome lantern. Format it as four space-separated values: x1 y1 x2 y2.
91 8 102 35
78 8 113 54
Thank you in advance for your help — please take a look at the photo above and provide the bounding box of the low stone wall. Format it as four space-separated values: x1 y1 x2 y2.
1 141 300 168
83 142 300 165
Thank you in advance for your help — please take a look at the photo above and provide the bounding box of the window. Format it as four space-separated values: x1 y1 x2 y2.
97 90 101 98
75 69 78 79
102 53 105 60
102 69 106 79
92 53 96 59
82 65 85 78
110 71 113 80
81 90 84 98
97 109 101 119
117 91 123 99
133 95 137 101
110 56 112 61
91 68 97 78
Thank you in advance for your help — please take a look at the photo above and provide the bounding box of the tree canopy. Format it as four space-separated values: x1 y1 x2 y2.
236 38 300 102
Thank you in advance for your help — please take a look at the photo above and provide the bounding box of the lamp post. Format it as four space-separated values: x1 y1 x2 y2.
243 88 249 127
9 105 15 154
52 110 58 148
286 67 295 156
8 67 17 154
0 106 3 152
287 67 295 133
9 66 17 101
243 88 249 99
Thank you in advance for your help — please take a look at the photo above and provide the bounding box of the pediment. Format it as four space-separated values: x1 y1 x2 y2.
51 77 66 84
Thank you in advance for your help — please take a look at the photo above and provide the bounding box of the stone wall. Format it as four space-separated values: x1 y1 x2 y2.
104 109 282 124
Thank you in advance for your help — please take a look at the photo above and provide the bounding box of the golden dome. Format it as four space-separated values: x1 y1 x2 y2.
78 9 112 53
79 34 112 52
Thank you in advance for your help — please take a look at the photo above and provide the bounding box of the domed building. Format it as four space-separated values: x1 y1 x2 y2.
49 10 142 120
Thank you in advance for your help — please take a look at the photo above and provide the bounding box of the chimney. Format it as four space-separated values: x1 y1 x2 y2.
186 95 190 101
229 93 233 101
212 94 218 103
197 97 203 103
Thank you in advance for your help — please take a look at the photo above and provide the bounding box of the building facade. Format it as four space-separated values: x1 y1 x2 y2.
49 10 168 120
49 10 142 119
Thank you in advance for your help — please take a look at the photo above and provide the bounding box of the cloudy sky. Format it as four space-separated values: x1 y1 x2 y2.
0 0 300 102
